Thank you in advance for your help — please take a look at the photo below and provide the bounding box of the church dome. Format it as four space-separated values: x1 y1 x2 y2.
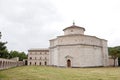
63 22 85 35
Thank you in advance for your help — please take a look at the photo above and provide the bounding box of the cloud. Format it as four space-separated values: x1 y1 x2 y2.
0 0 63 53
1 0 120 53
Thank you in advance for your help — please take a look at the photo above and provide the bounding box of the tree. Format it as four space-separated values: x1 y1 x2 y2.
9 51 19 58
0 32 9 58
18 52 27 61
9 50 27 61
0 41 9 58
108 46 120 67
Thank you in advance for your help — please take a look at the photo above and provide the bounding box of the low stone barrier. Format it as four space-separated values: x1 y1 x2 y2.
17 61 25 66
0 58 24 70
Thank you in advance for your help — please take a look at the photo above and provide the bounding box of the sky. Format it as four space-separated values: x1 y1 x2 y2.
0 0 120 53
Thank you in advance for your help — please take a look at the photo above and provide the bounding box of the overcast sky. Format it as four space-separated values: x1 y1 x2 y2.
0 0 120 53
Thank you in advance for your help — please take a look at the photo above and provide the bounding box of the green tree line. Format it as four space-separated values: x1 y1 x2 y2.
0 32 27 61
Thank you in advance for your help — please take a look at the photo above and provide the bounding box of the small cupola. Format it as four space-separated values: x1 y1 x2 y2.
63 22 85 35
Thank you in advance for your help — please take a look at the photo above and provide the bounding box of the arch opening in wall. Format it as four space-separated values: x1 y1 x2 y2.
35 62 36 65
67 59 71 67
29 62 31 65
45 61 47 65
0 61 2 67
39 62 41 65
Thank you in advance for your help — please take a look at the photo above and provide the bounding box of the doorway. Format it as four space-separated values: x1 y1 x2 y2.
67 59 71 67
45 61 47 65
118 58 120 66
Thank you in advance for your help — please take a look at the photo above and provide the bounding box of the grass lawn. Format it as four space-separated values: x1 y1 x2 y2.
0 66 120 80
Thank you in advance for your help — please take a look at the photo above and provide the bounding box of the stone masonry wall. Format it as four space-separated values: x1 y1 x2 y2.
0 58 24 70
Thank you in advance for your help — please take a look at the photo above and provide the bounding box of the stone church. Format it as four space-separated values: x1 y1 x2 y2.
28 23 109 67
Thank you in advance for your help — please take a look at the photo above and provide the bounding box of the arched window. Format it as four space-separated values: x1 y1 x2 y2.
30 57 32 59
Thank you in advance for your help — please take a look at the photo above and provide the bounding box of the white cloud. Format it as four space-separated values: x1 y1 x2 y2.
0 0 63 52
0 0 120 53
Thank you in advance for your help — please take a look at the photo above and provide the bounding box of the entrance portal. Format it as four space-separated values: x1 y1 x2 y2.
67 59 71 67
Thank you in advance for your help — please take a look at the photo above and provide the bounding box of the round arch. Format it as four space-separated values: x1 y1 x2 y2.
67 59 71 67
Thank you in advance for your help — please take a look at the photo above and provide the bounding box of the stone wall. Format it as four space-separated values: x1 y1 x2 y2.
0 58 24 70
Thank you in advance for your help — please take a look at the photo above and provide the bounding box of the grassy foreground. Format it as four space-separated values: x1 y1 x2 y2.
0 66 120 80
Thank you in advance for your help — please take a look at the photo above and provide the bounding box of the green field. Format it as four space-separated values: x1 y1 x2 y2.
0 66 120 80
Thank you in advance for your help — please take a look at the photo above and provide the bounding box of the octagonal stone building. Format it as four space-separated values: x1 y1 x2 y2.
49 23 109 67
